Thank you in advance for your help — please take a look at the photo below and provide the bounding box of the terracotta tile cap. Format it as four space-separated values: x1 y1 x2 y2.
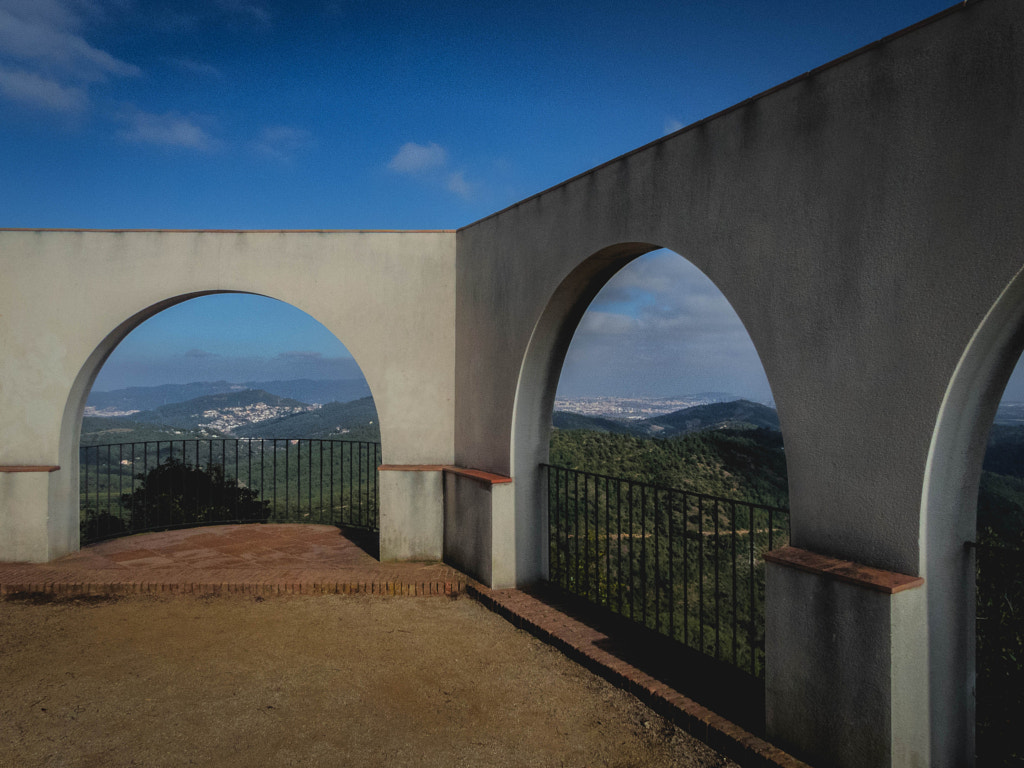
765 545 924 594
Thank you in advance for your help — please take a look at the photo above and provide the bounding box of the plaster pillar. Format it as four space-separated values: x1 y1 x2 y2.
378 466 445 561
765 547 928 768
442 468 514 588
0 468 60 562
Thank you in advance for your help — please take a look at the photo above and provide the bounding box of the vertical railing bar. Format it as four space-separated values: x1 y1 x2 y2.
573 470 580 595
669 488 675 642
654 487 660 633
605 475 611 610
565 468 573 589
698 494 705 654
130 443 137 532
714 498 721 660
628 481 635 622
750 502 757 676
584 473 591 599
641 483 648 629
105 443 112 519
617 477 623 615
731 500 738 666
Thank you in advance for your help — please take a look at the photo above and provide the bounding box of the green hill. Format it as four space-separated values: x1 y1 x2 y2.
551 411 635 434
232 397 380 441
549 428 788 508
641 399 779 437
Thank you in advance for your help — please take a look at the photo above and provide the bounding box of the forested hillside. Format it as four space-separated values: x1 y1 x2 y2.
549 428 789 508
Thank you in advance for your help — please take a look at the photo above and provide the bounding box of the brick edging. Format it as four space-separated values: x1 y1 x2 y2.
0 579 465 598
465 580 812 768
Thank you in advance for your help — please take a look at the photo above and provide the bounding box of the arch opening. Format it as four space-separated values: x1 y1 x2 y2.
62 293 383 553
511 244 788 727
923 263 1024 765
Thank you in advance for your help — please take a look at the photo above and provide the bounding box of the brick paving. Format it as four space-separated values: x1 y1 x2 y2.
0 524 464 597
0 523 809 767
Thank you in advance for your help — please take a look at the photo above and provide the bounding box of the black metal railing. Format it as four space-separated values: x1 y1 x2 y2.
975 532 1024 766
80 439 382 545
544 463 789 679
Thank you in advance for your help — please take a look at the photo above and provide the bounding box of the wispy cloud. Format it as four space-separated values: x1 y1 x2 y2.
252 125 314 162
0 0 139 112
445 170 473 200
168 57 224 80
663 118 684 135
388 141 447 174
215 0 272 25
0 65 87 111
118 109 218 151
388 141 477 200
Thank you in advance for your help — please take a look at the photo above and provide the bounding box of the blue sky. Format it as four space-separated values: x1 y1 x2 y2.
2 0 963 399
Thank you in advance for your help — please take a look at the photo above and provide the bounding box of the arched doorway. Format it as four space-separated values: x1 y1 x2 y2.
512 244 787 728
67 292 382 549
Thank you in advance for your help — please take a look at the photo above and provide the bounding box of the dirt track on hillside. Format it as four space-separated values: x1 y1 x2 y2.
0 592 738 768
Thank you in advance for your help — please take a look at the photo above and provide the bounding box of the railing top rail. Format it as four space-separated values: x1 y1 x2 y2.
83 438 382 449
541 461 789 514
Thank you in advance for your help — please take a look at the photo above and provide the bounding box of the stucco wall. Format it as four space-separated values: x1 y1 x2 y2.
454 1 1024 764
456 0 1024 579
0 229 456 561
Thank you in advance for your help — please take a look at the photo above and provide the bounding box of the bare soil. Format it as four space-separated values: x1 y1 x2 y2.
0 592 738 768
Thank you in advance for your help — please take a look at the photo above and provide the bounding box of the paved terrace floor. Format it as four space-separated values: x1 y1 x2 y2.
0 524 462 597
0 524 809 768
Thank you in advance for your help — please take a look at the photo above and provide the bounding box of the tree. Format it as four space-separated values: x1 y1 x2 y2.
121 457 270 533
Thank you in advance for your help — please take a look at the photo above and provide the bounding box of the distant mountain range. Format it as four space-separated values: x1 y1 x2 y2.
553 399 780 438
86 378 371 413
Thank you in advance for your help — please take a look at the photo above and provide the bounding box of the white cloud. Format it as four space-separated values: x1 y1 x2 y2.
445 170 472 200
252 125 314 161
388 141 447 174
664 117 684 135
388 141 480 200
0 1 139 81
118 110 217 150
0 65 87 111
0 0 138 113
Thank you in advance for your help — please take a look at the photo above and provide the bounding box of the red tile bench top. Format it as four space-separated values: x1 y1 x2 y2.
378 464 512 485
765 545 924 594
0 465 60 472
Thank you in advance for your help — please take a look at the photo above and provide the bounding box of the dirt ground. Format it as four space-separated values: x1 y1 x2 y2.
0 592 739 768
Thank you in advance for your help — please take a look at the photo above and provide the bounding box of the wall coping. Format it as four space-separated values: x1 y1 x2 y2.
0 465 60 473
765 545 924 594
378 464 512 486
